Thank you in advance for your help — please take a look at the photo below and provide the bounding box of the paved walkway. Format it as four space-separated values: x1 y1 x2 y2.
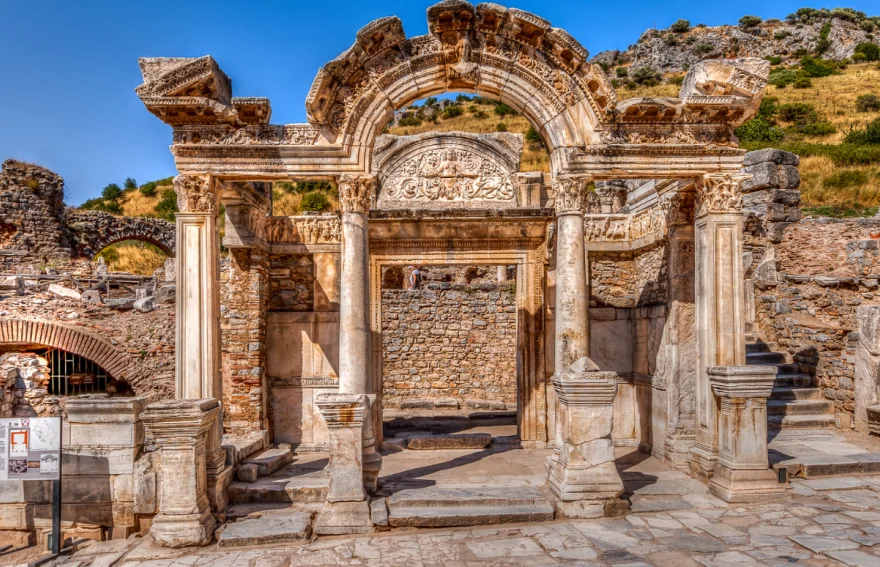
38 447 880 567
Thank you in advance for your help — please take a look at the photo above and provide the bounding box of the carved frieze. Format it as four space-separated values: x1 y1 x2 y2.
584 215 630 242
173 125 320 146
383 148 514 202
174 175 216 214
339 175 376 214
263 216 341 245
599 125 737 147
696 173 749 217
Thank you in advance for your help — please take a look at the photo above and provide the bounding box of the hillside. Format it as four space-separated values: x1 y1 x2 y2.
593 8 879 75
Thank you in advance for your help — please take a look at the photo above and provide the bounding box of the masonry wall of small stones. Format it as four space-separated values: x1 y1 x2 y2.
590 244 668 308
268 254 314 311
381 283 518 409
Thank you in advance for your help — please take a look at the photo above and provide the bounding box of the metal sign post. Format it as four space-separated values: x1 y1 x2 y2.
51 415 62 554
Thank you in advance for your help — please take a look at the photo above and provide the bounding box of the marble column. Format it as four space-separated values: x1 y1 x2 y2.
689 173 749 483
497 265 508 282
549 358 625 518
551 177 590 455
336 174 382 492
314 394 373 535
173 175 231 513
141 399 220 548
708 366 789 502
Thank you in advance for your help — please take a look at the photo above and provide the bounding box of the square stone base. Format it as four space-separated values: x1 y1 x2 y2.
314 501 373 535
549 461 624 501
150 511 216 548
207 466 234 513
708 465 790 503
688 445 718 483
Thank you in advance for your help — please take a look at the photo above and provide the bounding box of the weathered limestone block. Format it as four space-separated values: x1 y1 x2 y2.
856 306 880 432
141 399 220 548
314 394 372 535
549 359 624 514
707 366 789 503
867 405 880 436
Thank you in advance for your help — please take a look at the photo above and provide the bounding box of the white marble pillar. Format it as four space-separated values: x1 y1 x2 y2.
141 399 220 548
315 394 373 535
708 366 789 502
497 265 508 282
173 175 230 512
551 178 590 454
549 358 624 518
689 173 749 482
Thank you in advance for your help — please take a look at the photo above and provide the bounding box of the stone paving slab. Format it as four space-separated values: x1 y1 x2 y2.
217 511 312 547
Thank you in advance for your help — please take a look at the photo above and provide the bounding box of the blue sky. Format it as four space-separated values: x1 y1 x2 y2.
1 1 877 204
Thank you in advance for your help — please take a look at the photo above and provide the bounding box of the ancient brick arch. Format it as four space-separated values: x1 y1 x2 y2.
0 319 137 384
66 210 176 258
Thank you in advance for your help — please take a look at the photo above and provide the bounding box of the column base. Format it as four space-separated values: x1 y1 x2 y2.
549 461 624 501
150 511 216 548
688 444 718 483
708 465 790 503
555 497 631 519
207 465 234 513
665 434 695 472
314 500 373 535
363 451 382 494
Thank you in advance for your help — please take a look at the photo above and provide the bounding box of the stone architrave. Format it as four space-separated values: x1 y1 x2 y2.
551 177 590 457
689 173 749 483
314 394 373 535
141 399 221 548
707 366 789 502
549 358 624 517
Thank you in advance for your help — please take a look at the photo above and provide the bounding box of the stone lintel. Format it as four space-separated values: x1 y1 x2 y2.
66 396 146 424
141 399 221 443
315 394 368 427
708 366 776 399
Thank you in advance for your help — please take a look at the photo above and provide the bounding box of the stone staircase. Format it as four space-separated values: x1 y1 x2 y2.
746 337 835 430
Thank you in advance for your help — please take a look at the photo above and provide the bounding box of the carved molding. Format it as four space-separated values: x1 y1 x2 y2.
696 173 749 217
175 175 216 213
262 216 341 244
338 174 376 214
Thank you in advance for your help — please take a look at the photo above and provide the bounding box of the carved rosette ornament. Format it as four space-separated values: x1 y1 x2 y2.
695 173 750 217
553 178 590 216
174 175 216 214
338 175 376 214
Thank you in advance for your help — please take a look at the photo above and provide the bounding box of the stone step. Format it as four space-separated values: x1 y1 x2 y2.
773 454 880 478
247 447 294 477
770 387 823 401
405 433 492 450
767 400 835 416
768 362 801 375
768 414 836 429
387 485 550 508
218 510 312 547
746 342 772 354
747 351 787 364
228 475 329 504
387 504 555 527
773 373 814 388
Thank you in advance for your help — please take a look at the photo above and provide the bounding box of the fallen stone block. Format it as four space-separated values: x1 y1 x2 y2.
400 398 434 409
81 290 102 304
133 296 157 313
48 284 81 300
104 298 135 310
217 510 311 547
407 433 491 450
247 447 293 477
236 463 258 483
154 285 176 305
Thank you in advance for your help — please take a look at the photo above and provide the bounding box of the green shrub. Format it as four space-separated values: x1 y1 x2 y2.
693 43 716 56
671 19 690 33
615 66 628 78
472 109 488 119
597 62 609 72
793 77 813 88
853 53 868 63
800 56 836 77
495 122 508 132
768 67 799 87
525 126 543 147
798 122 836 136
398 115 422 127
493 102 516 117
739 15 762 28
763 55 783 65
442 105 464 119
300 191 330 212
777 102 818 124
124 177 137 190
664 34 678 47
735 116 784 143
856 94 880 113
844 118 880 145
95 247 119 264
79 197 107 211
823 170 869 189
154 189 179 222
455 94 472 103
631 66 662 85
669 74 685 86
855 42 880 61
815 21 832 54
774 31 791 40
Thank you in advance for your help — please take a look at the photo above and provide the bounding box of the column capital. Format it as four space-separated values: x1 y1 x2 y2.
552 359 618 406
316 393 368 427
174 174 217 214
553 177 592 216
658 191 696 227
338 174 376 214
695 173 749 217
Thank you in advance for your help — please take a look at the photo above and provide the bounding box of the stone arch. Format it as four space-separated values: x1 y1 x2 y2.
0 319 139 387
304 1 617 171
66 210 176 258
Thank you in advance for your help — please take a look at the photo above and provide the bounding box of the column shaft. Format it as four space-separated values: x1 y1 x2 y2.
339 211 371 394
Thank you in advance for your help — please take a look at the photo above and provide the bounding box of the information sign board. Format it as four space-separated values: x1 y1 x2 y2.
0 417 62 481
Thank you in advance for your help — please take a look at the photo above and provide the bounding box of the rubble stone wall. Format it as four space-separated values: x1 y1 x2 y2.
381 283 518 408
590 244 668 309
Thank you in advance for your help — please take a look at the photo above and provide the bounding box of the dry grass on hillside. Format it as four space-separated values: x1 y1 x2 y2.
120 186 171 218
99 241 168 275
387 113 551 172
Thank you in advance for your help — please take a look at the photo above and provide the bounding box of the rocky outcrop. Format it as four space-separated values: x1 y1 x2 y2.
593 14 877 75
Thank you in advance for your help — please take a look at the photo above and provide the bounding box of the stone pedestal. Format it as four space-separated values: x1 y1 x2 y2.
707 366 789 502
362 394 382 494
689 174 748 482
314 394 373 535
141 399 221 547
549 359 623 516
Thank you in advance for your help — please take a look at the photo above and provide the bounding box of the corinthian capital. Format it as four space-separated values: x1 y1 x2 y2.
554 177 591 216
695 173 749 217
174 174 216 214
338 174 376 214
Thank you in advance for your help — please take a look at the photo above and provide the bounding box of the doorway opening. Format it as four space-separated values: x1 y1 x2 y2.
380 264 519 449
